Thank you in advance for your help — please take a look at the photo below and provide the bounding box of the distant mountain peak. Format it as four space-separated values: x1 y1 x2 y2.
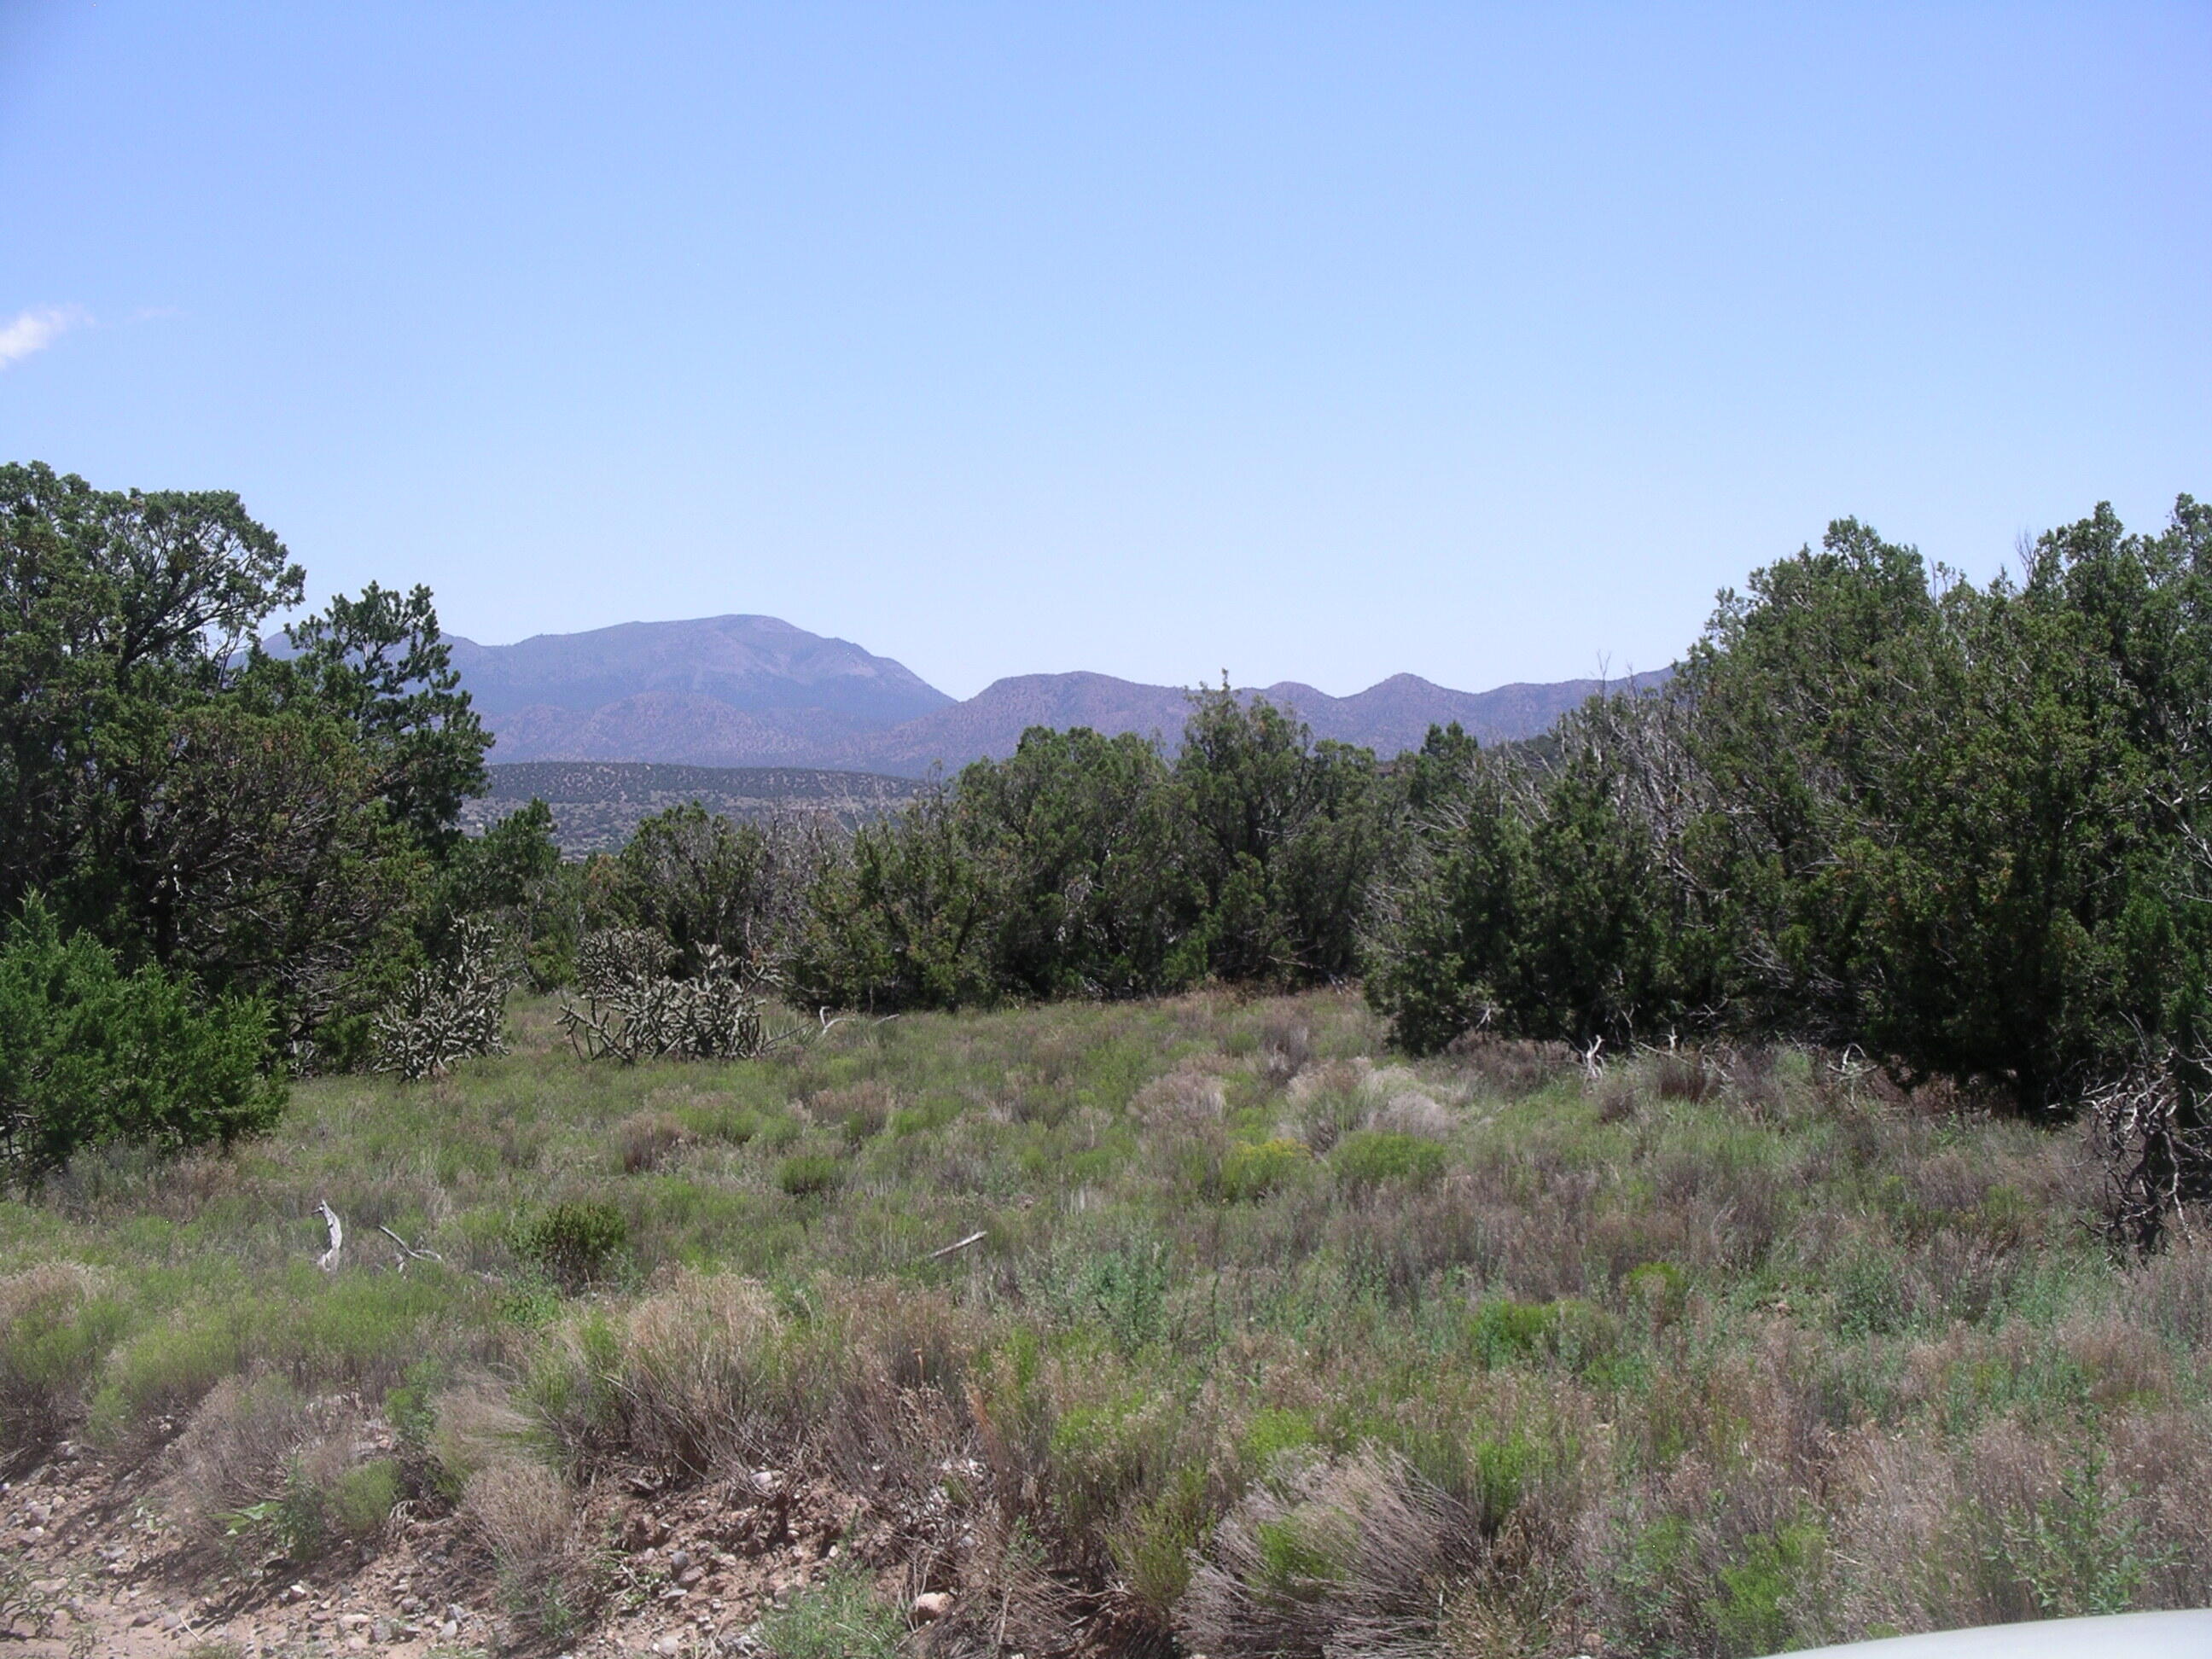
451 611 1667 776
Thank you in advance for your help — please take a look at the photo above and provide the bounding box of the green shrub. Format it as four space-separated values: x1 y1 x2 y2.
1468 1296 1615 1371
0 898 284 1188
1045 1242 1170 1354
1831 1249 1910 1336
324 1458 403 1540
1239 1406 1320 1476
1991 1450 2176 1618
259 1456 402 1557
776 1154 846 1202
1707 1520 1825 1657
1330 1129 1447 1190
1219 1137 1311 1202
1109 1463 1213 1621
88 1311 246 1446
1254 1511 1348 1596
1470 1431 1539 1530
1469 1298 1554 1365
384 1358 454 1499
695 1104 759 1145
513 1202 628 1292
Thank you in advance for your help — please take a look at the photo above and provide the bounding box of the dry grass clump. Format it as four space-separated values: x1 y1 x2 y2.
1257 1011 1313 1086
1822 1407 2212 1634
615 1109 690 1173
1279 1060 1455 1154
1132 1062 1228 1126
1723 1043 1787 1118
2122 1231 2212 1346
1444 1031 1580 1097
425 1377 538 1493
462 1457 599 1638
1180 1447 1483 1659
1591 1068 1644 1124
527 1271 988 1493
808 1080 900 1143
1655 1046 1720 1102
529 1271 787 1475
160 1374 397 1563
160 1373 319 1534
1365 1086 1454 1141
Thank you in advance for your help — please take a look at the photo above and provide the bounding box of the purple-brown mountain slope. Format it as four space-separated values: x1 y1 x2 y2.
455 614 1663 775
835 669 1664 777
449 616 952 764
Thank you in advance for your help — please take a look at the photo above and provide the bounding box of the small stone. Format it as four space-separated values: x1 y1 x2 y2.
371 1617 393 1642
654 1638 682 1656
399 1594 422 1614
446 1602 467 1624
346 1638 369 1653
668 1547 691 1570
339 1611 371 1630
678 1566 704 1587
911 1592 953 1621
439 1620 459 1639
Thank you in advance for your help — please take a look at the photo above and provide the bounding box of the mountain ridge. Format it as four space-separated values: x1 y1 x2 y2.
446 614 1665 776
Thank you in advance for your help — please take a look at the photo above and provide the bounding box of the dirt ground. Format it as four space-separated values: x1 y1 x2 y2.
2 1439 942 1659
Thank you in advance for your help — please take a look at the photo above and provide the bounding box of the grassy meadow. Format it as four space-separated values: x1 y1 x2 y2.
6 991 2211 1656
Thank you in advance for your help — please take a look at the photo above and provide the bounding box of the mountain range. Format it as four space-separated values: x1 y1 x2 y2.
446 614 1662 777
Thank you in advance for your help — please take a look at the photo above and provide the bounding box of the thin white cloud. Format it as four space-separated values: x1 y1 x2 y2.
0 306 90 368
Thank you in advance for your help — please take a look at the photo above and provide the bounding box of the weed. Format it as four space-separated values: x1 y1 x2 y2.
754 1565 905 1659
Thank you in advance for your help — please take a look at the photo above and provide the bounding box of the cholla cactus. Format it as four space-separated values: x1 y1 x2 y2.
558 928 800 1062
373 917 513 1080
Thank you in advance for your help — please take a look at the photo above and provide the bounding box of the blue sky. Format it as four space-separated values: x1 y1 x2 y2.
2 3 2206 700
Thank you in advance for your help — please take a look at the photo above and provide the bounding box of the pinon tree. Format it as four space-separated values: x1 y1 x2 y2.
0 461 490 1056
